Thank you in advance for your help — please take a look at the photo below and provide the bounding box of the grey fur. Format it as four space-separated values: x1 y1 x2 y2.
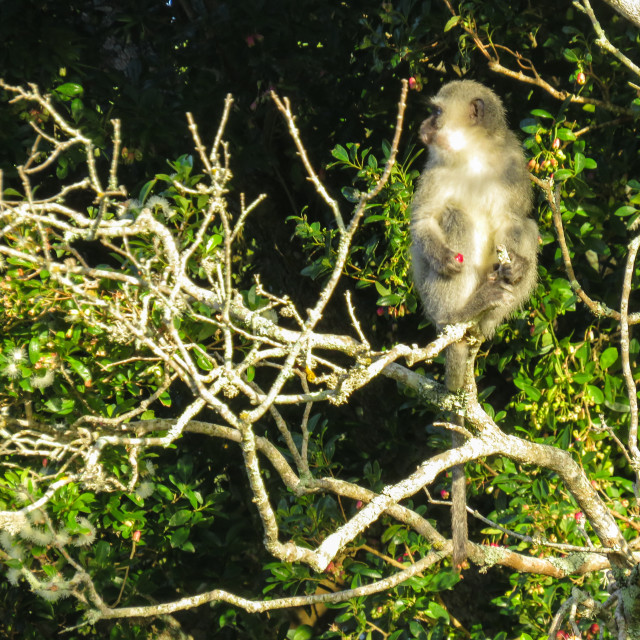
410 80 538 567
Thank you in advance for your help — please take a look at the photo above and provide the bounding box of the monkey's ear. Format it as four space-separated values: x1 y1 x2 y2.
469 98 485 124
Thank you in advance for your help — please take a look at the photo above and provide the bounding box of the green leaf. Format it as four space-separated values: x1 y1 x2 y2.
444 15 461 31
426 601 449 621
54 83 84 99
44 397 75 415
170 527 190 548
364 214 389 224
409 620 426 635
377 294 402 306
168 509 192 527
519 118 539 134
573 152 585 174
614 205 636 217
600 347 618 369
93 541 111 564
71 98 83 121
563 48 579 62
331 145 349 163
28 336 41 365
530 109 554 119
552 169 574 181
155 484 174 500
513 379 542 401
341 186 361 203
556 128 577 141
66 356 92 383
604 399 629 413
291 625 313 640
587 385 604 404
139 179 157 203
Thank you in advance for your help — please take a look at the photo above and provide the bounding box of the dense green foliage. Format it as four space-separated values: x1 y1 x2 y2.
1 1 640 639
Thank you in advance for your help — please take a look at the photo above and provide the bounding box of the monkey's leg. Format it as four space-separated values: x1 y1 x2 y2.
444 277 523 340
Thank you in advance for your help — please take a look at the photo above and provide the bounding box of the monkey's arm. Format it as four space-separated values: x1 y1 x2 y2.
411 212 463 277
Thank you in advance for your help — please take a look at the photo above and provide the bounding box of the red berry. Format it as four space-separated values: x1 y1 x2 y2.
455 253 464 263
589 623 599 633
408 77 417 89
132 530 141 542
552 138 561 150
577 72 586 85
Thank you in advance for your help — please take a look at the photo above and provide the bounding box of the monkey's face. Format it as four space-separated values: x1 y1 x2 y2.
420 106 475 156
419 104 442 146
420 91 495 160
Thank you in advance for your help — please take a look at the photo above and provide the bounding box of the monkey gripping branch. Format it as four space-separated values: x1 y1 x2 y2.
0 80 636 635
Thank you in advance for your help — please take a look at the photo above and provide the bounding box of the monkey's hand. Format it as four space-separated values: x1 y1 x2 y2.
489 246 528 285
496 253 529 285
428 246 464 277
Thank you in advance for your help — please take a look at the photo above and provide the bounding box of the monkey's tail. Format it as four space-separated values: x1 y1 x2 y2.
446 341 470 569
451 426 468 569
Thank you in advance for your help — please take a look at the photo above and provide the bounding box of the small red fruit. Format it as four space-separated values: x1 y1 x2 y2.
132 530 141 542
552 138 561 150
454 253 464 263
440 489 450 499
408 77 417 90
589 623 600 634
577 71 586 85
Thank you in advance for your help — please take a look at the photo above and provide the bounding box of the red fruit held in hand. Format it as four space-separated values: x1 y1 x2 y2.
455 253 464 263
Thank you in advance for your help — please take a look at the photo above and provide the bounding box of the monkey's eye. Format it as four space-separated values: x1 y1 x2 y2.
429 105 443 118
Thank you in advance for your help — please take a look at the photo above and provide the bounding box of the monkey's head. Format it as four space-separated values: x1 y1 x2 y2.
420 80 508 156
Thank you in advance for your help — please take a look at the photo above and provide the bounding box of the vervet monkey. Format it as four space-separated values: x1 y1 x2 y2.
410 80 538 567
